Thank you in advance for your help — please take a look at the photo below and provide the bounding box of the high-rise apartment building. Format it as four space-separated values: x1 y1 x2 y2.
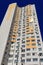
0 3 43 65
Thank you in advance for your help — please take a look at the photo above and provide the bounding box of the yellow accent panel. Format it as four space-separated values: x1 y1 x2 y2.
14 25 18 27
26 27 29 28
26 38 36 42
11 35 17 38
12 30 17 33
26 32 34 34
26 43 36 45
26 45 37 48
27 5 32 16
6 3 16 20
26 26 34 29
13 29 18 32
13 28 18 30
26 38 36 44
26 26 34 34
26 45 32 48
26 42 36 44
26 31 34 33
26 44 30 46
27 17 33 22
13 27 18 30
31 46 37 48
11 39 16 42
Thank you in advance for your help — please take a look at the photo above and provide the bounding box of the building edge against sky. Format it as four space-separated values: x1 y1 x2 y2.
0 3 17 65
0 3 43 65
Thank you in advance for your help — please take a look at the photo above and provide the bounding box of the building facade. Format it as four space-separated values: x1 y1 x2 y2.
0 3 43 65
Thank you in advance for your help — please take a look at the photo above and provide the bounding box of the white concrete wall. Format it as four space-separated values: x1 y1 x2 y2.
0 3 17 65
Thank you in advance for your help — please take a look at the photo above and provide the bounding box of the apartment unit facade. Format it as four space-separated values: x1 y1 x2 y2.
0 3 43 65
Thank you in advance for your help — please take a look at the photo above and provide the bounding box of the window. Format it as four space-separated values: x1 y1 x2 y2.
8 59 13 62
26 40 30 42
27 44 30 46
33 13 35 16
9 54 13 57
40 59 43 62
35 28 38 31
22 41 25 43
2 64 4 65
31 39 35 42
38 43 41 46
12 38 15 40
39 53 43 56
21 49 25 52
33 58 38 61
26 37 29 39
15 55 18 58
21 63 23 65
11 42 14 44
31 36 35 38
16 50 18 52
7 42 9 45
35 24 37 26
14 59 18 63
17 38 20 41
26 48 30 51
22 45 25 47
31 32 34 34
35 32 39 34
21 59 25 62
26 30 29 32
32 43 36 46
38 48 42 51
37 36 39 38
22 32 25 34
26 58 31 62
22 38 25 40
5 51 7 56
17 42 20 44
32 53 35 56
23 29 25 31
21 54 25 57
32 48 36 51
27 53 31 56
16 46 19 48
22 34 25 36
37 39 40 42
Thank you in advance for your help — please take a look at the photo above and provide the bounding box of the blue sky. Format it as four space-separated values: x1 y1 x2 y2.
0 0 43 40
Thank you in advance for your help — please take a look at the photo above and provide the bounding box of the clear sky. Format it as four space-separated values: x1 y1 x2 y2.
0 0 43 40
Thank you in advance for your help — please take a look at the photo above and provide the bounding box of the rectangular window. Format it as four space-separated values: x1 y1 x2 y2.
38 43 41 46
38 48 42 51
37 39 40 42
17 38 20 41
31 40 35 42
40 59 43 62
21 59 25 62
26 48 30 51
26 58 31 62
37 36 39 38
39 53 43 56
21 49 25 52
22 45 25 47
21 54 25 57
22 41 25 43
27 53 31 56
31 36 35 38
32 43 36 46
32 53 35 56
26 40 30 42
33 58 38 61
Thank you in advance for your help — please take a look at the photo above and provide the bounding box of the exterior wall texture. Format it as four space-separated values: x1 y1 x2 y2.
0 3 43 65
